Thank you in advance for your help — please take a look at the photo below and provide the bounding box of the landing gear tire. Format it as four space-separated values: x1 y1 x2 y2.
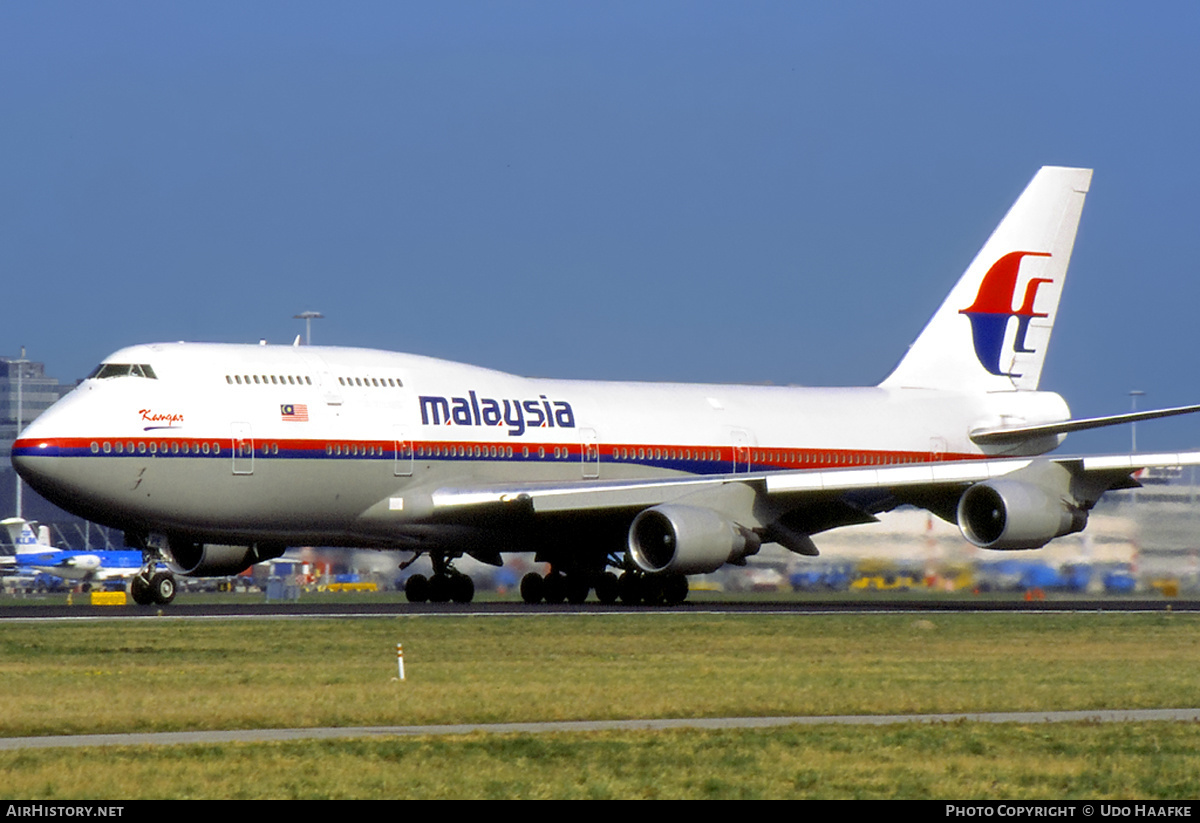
130 575 153 606
542 571 567 604
150 572 177 605
520 572 544 604
662 575 688 606
416 555 476 604
421 572 475 604
565 575 590 605
405 574 429 603
428 573 451 603
450 573 474 604
594 572 620 605
618 572 643 605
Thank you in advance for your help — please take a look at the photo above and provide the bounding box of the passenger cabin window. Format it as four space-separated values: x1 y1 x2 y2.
226 373 315 385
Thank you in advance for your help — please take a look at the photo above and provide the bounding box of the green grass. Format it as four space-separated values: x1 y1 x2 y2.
2 612 1199 798
5 723 1200 799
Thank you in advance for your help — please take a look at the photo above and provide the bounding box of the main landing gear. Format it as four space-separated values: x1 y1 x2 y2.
520 568 688 606
403 553 475 604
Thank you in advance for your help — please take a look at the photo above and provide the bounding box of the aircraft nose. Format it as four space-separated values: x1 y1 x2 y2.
10 404 91 514
12 430 71 498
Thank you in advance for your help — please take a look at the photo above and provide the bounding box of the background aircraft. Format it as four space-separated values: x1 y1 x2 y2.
0 516 176 604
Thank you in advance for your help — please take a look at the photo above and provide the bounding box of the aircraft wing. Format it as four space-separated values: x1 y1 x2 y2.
431 451 1200 511
422 450 1200 555
761 451 1200 495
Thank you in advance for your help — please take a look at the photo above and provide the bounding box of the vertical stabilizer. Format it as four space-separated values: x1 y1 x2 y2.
1 517 45 554
880 166 1092 392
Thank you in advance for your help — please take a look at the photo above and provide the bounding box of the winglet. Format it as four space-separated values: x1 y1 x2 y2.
880 166 1092 392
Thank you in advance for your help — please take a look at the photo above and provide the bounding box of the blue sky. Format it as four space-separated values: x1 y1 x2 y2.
4 1 1199 453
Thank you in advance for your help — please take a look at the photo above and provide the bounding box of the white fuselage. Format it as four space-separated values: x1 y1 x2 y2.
12 341 1070 549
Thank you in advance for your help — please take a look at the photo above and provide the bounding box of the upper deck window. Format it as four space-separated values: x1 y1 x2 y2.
88 363 158 380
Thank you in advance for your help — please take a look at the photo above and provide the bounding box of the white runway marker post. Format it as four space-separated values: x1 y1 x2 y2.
397 643 405 680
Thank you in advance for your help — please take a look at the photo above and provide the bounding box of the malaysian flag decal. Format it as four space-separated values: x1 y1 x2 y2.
281 403 309 422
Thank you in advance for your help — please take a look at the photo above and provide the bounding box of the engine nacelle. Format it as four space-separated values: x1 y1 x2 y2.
957 479 1088 550
165 539 286 576
628 504 760 575
66 554 102 572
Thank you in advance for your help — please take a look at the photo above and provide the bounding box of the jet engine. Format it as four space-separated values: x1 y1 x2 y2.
628 504 760 575
65 555 102 573
956 478 1088 550
164 538 286 576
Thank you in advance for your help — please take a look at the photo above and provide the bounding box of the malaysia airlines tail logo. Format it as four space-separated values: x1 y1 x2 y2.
959 251 1053 377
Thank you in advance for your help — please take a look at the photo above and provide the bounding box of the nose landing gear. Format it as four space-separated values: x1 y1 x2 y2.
126 536 178 606
130 569 176 606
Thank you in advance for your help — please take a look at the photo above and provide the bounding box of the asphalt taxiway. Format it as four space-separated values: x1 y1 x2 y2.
5 709 1200 750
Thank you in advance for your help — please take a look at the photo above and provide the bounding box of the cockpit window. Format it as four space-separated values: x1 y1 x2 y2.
87 363 159 380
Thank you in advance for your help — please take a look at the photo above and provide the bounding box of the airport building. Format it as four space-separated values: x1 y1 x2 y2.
0 353 78 534
0 354 72 443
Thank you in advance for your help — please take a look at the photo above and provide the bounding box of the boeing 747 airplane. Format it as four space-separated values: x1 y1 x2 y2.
12 167 1200 605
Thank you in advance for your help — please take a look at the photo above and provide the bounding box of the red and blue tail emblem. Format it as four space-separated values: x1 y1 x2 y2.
959 251 1053 377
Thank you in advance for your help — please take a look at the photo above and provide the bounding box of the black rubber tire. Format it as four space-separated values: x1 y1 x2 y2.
450 573 475 604
662 575 689 606
520 572 544 604
594 572 620 605
150 572 177 605
405 574 429 603
428 574 451 603
130 575 153 606
565 575 590 605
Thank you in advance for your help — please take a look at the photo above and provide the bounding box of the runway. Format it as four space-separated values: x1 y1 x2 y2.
1 596 1198 621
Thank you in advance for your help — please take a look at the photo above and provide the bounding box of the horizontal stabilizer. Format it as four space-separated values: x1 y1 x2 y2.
969 403 1200 446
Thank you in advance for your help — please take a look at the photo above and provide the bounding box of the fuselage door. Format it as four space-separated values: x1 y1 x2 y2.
232 422 254 476
394 425 414 477
318 370 343 406
930 436 947 463
731 428 751 473
580 427 599 478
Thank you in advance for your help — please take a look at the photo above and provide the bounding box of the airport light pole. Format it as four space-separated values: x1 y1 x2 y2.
12 346 28 519
1129 389 1145 506
293 311 324 346
1129 390 1144 453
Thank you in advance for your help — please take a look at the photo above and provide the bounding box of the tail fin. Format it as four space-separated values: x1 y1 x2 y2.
1 517 49 554
880 166 1092 392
